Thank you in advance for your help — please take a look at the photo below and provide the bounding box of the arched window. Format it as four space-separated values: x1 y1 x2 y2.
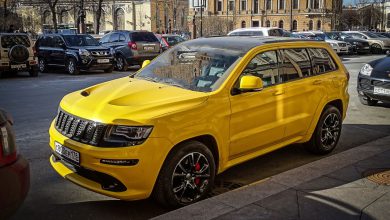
59 11 69 24
265 20 270 27
115 8 125 30
241 21 246 28
43 11 52 24
317 20 321 30
278 20 284 28
99 10 106 32
292 20 297 31
308 20 313 30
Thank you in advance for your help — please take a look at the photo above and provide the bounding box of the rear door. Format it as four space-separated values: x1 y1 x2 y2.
51 36 66 66
131 32 160 55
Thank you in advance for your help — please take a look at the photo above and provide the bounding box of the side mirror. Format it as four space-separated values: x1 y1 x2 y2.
239 75 263 92
142 60 151 68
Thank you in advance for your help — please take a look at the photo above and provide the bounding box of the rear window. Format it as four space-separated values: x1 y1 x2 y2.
1 35 30 48
131 32 158 42
307 48 338 75
268 29 284 36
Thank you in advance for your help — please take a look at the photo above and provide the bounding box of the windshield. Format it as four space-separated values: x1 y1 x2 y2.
135 41 243 92
63 35 99 46
164 36 185 46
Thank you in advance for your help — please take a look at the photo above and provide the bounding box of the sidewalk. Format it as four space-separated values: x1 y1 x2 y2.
154 136 390 220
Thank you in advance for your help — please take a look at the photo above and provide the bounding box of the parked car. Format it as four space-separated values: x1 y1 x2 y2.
326 32 370 54
298 31 349 55
0 33 38 77
342 31 390 54
35 34 115 75
155 34 186 51
377 32 390 38
0 109 30 219
99 30 161 71
48 36 349 207
227 27 285 37
357 52 390 105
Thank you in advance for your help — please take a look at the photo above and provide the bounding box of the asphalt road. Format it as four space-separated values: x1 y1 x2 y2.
0 55 389 220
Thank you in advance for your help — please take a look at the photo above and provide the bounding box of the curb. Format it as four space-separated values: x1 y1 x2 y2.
153 135 390 220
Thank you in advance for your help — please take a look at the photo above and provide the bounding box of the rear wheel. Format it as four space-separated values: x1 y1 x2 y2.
304 105 342 155
115 55 128 71
66 58 79 75
153 141 215 208
359 95 378 106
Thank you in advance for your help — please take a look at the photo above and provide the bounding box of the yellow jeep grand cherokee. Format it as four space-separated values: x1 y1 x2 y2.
49 37 349 207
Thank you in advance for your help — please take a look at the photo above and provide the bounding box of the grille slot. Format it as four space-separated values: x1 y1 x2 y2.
91 51 110 56
372 80 390 89
55 110 106 146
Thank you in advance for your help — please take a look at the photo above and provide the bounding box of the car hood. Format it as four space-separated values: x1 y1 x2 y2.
369 56 390 78
59 77 209 125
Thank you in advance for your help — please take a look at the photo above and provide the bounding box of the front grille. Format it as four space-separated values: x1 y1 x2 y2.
338 43 346 47
372 80 390 89
55 110 107 146
91 51 110 56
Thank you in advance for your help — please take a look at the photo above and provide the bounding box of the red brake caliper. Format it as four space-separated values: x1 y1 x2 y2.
195 163 201 185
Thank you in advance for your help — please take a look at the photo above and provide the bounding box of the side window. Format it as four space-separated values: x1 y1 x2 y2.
278 48 312 82
236 50 279 88
100 34 110 44
119 34 126 42
307 48 337 75
45 36 54 47
109 33 119 42
268 29 283 36
53 36 65 48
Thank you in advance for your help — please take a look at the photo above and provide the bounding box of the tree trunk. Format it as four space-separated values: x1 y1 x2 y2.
50 5 58 33
3 0 7 31
95 0 103 34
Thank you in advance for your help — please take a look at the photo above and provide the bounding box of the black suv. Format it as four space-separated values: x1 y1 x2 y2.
99 31 161 71
326 32 371 54
35 34 114 75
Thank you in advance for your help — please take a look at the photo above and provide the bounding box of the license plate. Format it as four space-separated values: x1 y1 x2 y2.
55 142 80 164
374 87 390 95
11 64 26 69
143 46 155 51
97 59 109 63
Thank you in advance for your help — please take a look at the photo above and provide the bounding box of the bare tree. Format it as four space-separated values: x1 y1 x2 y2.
95 0 104 34
43 0 60 32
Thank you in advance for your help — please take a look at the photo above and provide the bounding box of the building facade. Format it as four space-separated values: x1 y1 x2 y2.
189 0 342 36
150 0 189 33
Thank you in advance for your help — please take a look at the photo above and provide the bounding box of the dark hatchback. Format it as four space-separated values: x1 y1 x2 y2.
0 109 30 219
326 32 370 54
357 54 390 105
35 34 114 75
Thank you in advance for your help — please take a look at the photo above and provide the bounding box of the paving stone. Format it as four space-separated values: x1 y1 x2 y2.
216 204 294 220
254 189 299 219
294 176 347 192
361 193 390 220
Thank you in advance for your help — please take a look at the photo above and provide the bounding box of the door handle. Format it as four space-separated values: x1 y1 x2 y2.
272 90 285 96
313 80 323 85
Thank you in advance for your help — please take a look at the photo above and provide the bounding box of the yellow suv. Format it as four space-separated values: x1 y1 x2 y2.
49 37 349 207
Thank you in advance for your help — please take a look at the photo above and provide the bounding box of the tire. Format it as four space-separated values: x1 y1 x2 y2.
359 95 378 106
38 58 47 73
29 67 39 77
371 43 382 54
304 105 342 155
153 141 215 208
66 58 79 75
104 66 114 73
115 55 128 71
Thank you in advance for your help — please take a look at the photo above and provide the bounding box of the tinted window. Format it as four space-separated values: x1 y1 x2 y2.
131 32 159 42
109 33 119 42
100 34 110 43
119 34 126 42
53 36 65 48
307 48 337 75
268 29 284 36
164 36 185 46
41 36 54 47
238 51 279 88
63 35 99 46
279 49 312 82
1 35 30 48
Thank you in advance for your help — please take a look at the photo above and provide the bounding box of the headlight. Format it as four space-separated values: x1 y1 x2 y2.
330 43 338 47
79 49 90 56
360 64 373 76
103 125 153 146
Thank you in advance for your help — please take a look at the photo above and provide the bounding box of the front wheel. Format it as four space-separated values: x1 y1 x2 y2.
304 105 342 155
153 141 215 208
115 55 128 71
66 58 79 75
359 95 378 106
38 58 47 73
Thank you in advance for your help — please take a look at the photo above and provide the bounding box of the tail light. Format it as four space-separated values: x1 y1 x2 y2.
0 119 17 167
32 46 37 57
128 41 137 50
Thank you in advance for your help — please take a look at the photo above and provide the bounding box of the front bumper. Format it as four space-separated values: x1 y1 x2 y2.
127 54 159 65
357 74 390 102
48 121 173 200
0 60 38 71
78 56 115 71
0 156 30 219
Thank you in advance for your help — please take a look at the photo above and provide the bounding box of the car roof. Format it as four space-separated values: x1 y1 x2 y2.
186 36 320 52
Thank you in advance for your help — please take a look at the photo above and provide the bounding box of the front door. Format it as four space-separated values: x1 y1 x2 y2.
229 50 287 158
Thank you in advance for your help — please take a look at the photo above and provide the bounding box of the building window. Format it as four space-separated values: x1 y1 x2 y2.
217 0 223 12
241 0 247 11
293 0 299 9
241 21 246 28
279 0 285 10
279 20 284 28
310 0 320 9
254 0 259 14
387 13 390 28
43 10 52 24
266 0 271 10
317 20 321 30
229 0 234 11
100 11 106 31
265 20 271 27
309 20 313 30
293 20 297 31
115 8 125 30
252 20 260 27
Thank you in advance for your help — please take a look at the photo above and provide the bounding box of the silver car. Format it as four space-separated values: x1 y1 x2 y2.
342 31 390 54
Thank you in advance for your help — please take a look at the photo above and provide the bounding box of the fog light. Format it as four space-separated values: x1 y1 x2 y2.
82 59 88 64
100 159 139 166
29 60 37 65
